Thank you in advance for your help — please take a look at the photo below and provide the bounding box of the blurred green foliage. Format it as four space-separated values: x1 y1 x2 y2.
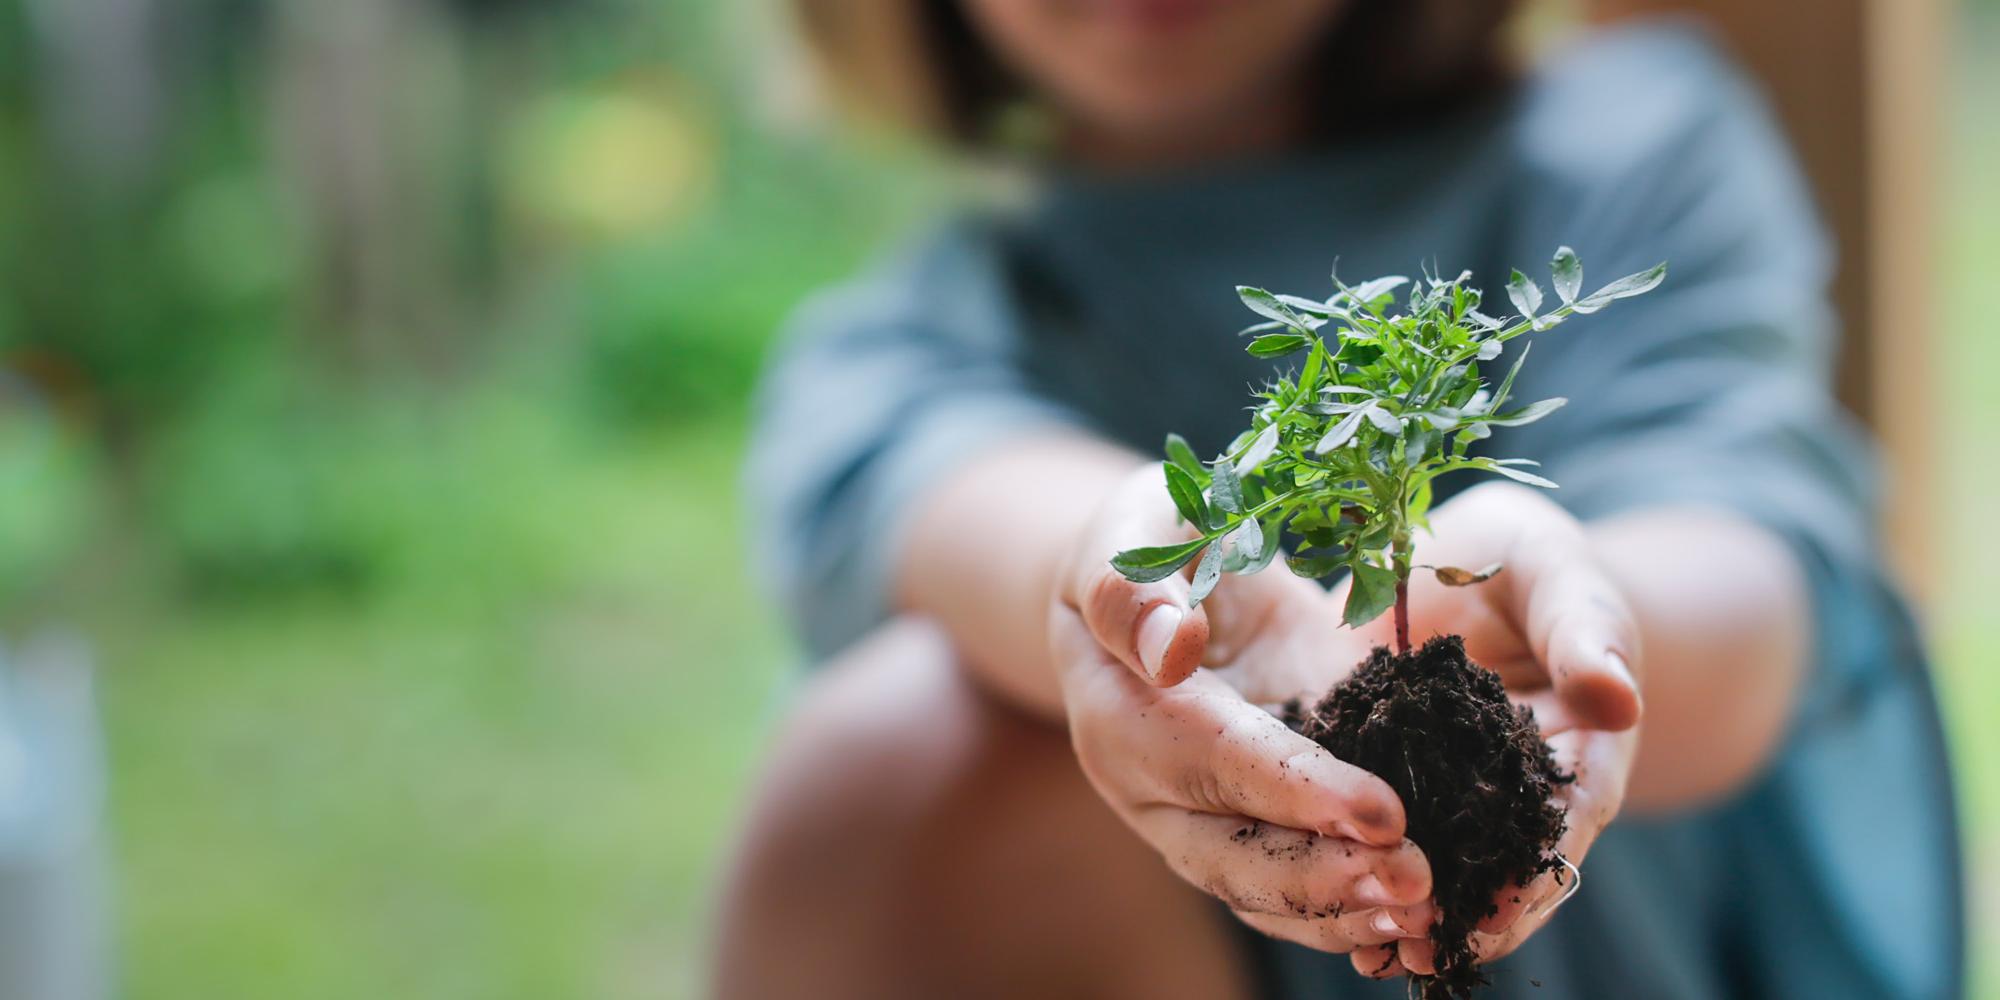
0 1 943 995
0 0 944 600
0 408 91 610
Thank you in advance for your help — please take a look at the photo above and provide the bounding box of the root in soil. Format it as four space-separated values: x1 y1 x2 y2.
1285 635 1571 999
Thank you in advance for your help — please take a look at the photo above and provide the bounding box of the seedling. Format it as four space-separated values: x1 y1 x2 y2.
1111 248 1664 999
1111 247 1666 654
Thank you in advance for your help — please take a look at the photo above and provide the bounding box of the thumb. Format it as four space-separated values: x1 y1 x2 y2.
1075 558 1212 687
1511 536 1643 732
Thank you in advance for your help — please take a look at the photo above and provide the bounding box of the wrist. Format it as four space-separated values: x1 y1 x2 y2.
898 433 1143 718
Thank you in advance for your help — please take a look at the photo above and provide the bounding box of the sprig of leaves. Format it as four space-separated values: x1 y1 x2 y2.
1113 247 1665 627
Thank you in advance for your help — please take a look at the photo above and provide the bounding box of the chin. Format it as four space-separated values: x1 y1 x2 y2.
1078 84 1280 147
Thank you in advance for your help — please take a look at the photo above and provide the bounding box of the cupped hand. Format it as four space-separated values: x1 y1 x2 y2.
1337 482 1643 978
1052 463 1435 954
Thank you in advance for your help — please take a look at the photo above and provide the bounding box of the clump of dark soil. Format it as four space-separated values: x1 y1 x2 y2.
1284 635 1570 999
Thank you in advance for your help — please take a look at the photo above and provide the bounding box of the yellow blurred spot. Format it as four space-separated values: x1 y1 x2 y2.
504 77 715 242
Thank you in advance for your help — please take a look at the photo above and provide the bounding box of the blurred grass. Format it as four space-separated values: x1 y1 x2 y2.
89 414 786 1000
1934 12 2000 997
22 9 1997 1000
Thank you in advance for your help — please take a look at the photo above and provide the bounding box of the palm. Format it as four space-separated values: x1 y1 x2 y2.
1200 566 1376 710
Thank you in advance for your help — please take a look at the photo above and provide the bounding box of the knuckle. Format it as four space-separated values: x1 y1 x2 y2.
1199 714 1255 779
1199 715 1288 813
1180 754 1232 814
1306 845 1368 906
1082 571 1143 627
1314 922 1361 953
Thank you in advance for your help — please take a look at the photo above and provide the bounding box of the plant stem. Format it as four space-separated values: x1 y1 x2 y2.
1391 533 1412 655
1393 579 1410 655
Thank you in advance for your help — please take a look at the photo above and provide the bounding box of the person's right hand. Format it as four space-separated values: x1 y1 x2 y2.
1050 464 1434 953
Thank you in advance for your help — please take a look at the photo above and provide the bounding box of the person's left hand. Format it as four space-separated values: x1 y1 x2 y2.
1333 482 1643 980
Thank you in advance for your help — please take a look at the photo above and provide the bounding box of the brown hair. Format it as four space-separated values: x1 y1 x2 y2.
790 0 1523 147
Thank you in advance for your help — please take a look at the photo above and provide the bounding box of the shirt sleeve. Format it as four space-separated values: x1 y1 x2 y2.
1492 23 1925 721
743 224 1085 659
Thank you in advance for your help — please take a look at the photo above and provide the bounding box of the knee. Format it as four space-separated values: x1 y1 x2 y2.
709 619 1047 998
709 618 1250 1000
740 618 1029 838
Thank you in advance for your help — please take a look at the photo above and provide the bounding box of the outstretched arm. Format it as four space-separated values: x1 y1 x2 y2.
894 434 1142 719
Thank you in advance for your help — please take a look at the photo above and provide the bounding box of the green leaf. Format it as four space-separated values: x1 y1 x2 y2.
1406 423 1438 464
1335 340 1383 368
1362 404 1400 434
1507 269 1543 318
1275 293 1333 316
1164 433 1203 480
1346 275 1410 309
1163 462 1209 528
1298 337 1327 390
1209 460 1245 514
1109 538 1209 583
1246 515 1283 574
1342 562 1399 628
1551 246 1582 304
1408 477 1435 530
1286 550 1348 579
1240 472 1267 508
1484 397 1567 427
1237 422 1281 475
1314 407 1368 454
1574 262 1667 313
1480 460 1559 489
1247 333 1311 358
1190 538 1226 605
1356 519 1393 553
1233 516 1264 563
1493 341 1531 409
1220 515 1263 573
1237 286 1299 326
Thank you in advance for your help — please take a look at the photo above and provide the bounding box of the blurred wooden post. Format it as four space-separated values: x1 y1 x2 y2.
1590 0 1946 595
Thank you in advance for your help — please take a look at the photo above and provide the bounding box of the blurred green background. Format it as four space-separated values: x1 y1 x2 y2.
0 1 1992 998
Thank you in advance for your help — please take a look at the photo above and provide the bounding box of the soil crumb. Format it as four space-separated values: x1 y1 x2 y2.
1285 635 1570 999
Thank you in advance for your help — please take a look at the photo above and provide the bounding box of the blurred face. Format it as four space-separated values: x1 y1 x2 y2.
959 0 1349 159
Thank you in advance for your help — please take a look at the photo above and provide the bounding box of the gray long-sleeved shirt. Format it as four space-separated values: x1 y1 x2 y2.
744 20 1959 1000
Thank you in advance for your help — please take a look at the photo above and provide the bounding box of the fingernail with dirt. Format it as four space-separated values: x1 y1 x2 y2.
1371 910 1404 937
1137 604 1182 679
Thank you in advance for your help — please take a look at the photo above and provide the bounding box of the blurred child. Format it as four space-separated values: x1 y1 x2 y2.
714 3 1959 998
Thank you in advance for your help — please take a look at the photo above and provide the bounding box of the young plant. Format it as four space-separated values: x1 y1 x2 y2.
1111 247 1665 654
